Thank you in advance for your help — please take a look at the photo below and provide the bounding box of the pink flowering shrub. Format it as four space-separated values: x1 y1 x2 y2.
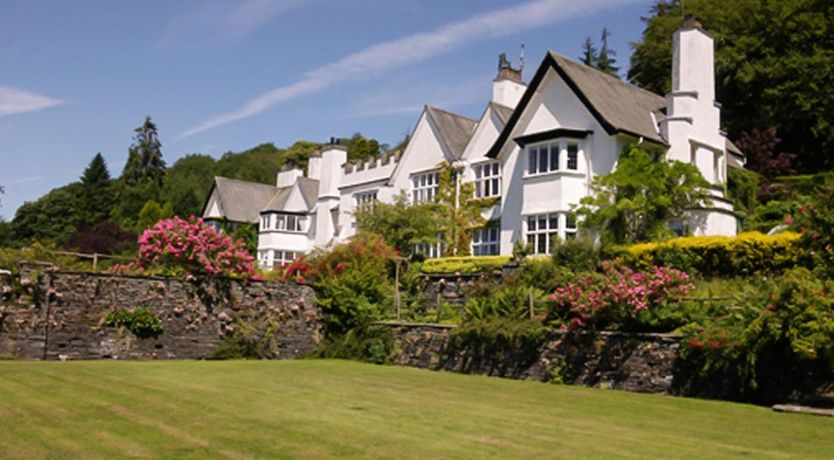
547 260 693 331
112 216 258 280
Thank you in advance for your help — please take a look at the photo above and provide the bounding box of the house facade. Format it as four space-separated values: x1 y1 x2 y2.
202 17 744 269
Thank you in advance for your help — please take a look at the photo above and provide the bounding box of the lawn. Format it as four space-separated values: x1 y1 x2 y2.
0 360 831 459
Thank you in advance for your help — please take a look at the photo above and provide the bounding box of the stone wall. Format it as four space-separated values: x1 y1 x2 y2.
0 264 320 360
388 324 680 394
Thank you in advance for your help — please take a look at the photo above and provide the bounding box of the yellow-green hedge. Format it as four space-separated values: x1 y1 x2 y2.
421 256 511 275
620 231 804 276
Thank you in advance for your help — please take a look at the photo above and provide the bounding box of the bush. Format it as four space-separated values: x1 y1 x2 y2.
547 261 693 331
421 256 510 274
463 284 547 321
104 308 163 339
619 231 803 276
112 216 257 280
283 233 397 335
312 325 394 364
550 236 601 273
447 318 548 374
793 179 834 277
677 268 834 403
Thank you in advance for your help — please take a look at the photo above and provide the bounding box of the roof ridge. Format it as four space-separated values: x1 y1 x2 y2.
547 50 665 102
215 176 279 188
425 105 478 124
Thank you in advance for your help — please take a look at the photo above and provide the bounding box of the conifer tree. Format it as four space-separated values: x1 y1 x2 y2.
580 36 597 66
123 116 166 186
595 28 620 78
80 153 113 223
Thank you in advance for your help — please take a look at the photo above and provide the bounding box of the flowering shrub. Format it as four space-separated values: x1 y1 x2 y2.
793 180 834 276
282 233 399 334
112 216 257 280
678 268 834 403
547 261 693 331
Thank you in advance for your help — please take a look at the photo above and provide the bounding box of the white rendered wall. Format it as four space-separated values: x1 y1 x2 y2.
388 112 450 196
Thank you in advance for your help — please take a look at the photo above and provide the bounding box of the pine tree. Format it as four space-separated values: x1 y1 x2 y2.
123 116 166 186
80 153 113 222
580 36 597 66
595 28 620 78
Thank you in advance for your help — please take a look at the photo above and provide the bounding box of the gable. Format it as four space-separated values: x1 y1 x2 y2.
488 52 668 158
387 110 449 188
461 104 506 162
202 187 224 219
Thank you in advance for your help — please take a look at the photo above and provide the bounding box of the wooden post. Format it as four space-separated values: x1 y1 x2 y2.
92 253 99 271
395 259 401 321
529 292 534 319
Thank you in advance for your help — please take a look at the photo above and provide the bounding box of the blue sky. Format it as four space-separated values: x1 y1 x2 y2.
0 0 655 220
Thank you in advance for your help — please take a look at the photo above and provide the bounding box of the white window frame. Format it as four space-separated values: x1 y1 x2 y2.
472 226 500 256
273 250 298 267
474 161 501 198
271 213 305 233
411 171 439 203
526 140 583 176
354 190 378 208
415 233 446 259
260 215 272 231
525 212 580 253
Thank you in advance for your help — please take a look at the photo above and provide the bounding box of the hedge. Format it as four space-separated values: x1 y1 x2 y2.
421 256 511 274
619 231 803 276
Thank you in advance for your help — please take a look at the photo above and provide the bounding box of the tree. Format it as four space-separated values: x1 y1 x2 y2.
161 154 217 217
12 183 85 245
434 162 497 256
628 0 834 171
354 192 441 258
80 153 113 222
63 220 136 255
136 199 174 232
574 145 711 245
580 36 597 66
110 180 159 230
341 133 381 162
595 28 620 77
123 116 166 186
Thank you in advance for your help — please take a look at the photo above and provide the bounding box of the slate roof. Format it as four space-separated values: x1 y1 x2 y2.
425 105 478 160
487 51 670 158
208 177 281 223
547 51 668 145
489 102 514 126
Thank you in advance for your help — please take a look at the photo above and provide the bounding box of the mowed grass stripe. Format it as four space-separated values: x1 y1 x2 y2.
0 360 832 459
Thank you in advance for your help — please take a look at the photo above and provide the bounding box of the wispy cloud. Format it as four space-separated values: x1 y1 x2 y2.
159 0 309 48
0 87 63 116
177 0 639 139
10 176 43 185
342 75 491 119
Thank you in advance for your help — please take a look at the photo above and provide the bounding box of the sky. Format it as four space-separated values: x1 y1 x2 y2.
0 0 656 220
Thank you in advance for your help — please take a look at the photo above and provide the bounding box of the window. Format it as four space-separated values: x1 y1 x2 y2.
474 161 501 198
416 233 446 259
565 213 578 240
258 250 270 267
354 190 378 208
412 171 439 203
274 250 298 267
260 215 272 231
528 144 559 175
526 213 559 254
567 143 579 170
527 141 583 175
472 227 499 256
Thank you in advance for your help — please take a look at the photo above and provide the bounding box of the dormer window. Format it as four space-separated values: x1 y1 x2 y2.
262 213 305 233
526 141 582 176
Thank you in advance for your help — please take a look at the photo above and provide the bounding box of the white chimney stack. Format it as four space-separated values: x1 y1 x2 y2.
492 53 526 108
276 162 303 188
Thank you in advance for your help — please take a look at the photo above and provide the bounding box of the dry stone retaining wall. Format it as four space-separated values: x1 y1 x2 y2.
388 324 681 394
0 264 320 360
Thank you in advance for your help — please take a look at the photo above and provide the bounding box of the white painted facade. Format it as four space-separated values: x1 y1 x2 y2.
203 18 742 268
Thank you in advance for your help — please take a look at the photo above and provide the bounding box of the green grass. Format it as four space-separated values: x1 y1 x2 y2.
0 360 831 459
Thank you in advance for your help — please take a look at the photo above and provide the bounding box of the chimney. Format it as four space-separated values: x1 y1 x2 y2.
663 15 724 183
276 161 302 187
492 53 526 108
672 14 714 102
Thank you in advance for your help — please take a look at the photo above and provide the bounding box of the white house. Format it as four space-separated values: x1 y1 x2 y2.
202 16 744 268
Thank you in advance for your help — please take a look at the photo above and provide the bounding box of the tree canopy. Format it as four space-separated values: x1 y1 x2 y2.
123 116 166 186
575 145 711 245
629 0 834 171
579 28 620 77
